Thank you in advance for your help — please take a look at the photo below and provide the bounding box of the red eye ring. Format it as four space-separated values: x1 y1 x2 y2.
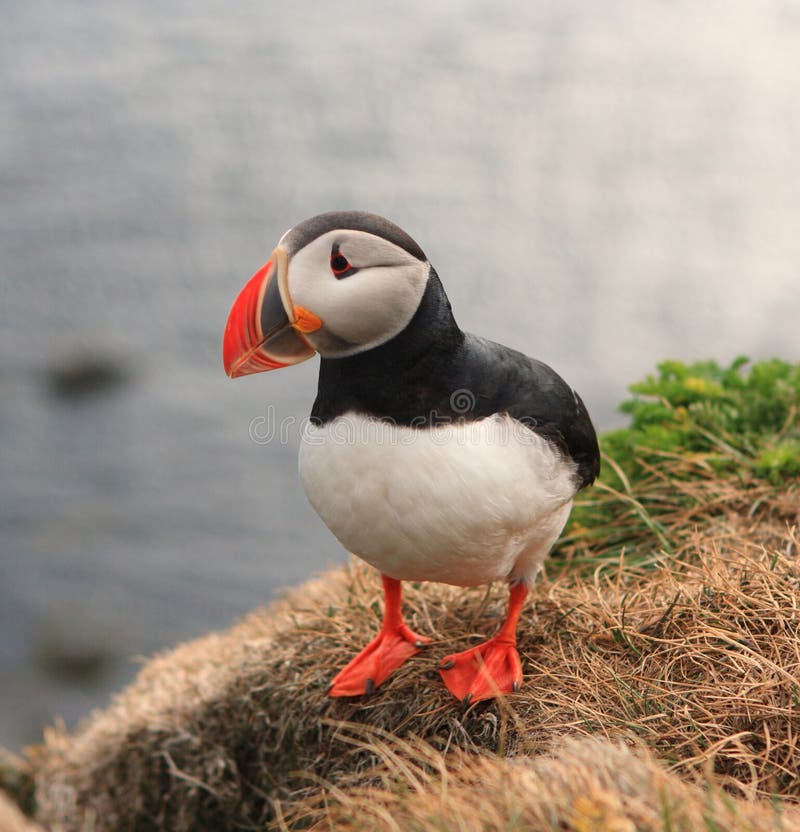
330 244 357 279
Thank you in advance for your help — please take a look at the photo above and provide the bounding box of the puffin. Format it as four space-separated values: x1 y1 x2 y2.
223 211 600 704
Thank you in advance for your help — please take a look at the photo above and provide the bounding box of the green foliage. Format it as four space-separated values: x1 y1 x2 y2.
601 356 800 486
558 357 799 569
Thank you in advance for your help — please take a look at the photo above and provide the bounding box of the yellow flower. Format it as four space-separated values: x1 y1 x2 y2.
570 793 635 832
683 377 723 396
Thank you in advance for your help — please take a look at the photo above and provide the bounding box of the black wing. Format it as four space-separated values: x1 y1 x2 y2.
454 335 601 490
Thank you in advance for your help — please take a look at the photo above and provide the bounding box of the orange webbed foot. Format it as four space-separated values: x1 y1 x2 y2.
329 574 430 698
329 623 430 697
438 636 523 704
439 581 529 704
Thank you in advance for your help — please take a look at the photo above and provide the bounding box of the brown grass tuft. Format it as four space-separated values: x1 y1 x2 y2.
30 477 800 830
557 453 799 569
281 730 795 831
0 791 43 832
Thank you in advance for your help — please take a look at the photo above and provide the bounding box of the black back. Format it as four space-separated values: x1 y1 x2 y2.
311 268 600 490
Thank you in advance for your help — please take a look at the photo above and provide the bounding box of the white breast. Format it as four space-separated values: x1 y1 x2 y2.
298 413 578 587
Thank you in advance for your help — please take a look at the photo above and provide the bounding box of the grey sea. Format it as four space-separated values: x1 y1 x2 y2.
2 0 799 748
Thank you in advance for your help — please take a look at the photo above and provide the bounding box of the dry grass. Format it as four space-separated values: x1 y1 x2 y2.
0 748 33 822
281 731 794 831
26 469 800 830
0 791 43 832
557 450 799 569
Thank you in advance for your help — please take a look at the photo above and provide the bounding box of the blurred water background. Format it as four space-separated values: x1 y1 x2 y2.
2 0 799 749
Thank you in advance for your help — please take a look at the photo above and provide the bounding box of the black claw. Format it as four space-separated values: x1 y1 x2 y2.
439 660 455 670
512 681 520 692
364 678 375 697
415 640 426 648
461 693 473 707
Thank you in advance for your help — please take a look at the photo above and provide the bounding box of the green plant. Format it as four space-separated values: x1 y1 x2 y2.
558 357 799 568
603 357 800 485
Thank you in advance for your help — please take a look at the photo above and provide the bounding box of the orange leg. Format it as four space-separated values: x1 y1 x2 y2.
329 575 431 697
439 582 529 704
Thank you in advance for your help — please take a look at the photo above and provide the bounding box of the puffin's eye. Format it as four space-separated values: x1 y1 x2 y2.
330 244 357 279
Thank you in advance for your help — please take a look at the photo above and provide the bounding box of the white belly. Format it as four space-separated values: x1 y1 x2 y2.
298 413 577 587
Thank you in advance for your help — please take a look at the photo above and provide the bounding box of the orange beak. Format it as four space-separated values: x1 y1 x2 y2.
222 247 315 378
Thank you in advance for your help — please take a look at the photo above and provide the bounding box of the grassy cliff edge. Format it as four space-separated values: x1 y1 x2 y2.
6 358 800 831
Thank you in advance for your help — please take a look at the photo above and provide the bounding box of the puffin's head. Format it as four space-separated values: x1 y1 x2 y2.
223 211 429 377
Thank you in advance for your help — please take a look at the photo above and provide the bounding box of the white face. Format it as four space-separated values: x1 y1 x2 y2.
281 229 430 358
